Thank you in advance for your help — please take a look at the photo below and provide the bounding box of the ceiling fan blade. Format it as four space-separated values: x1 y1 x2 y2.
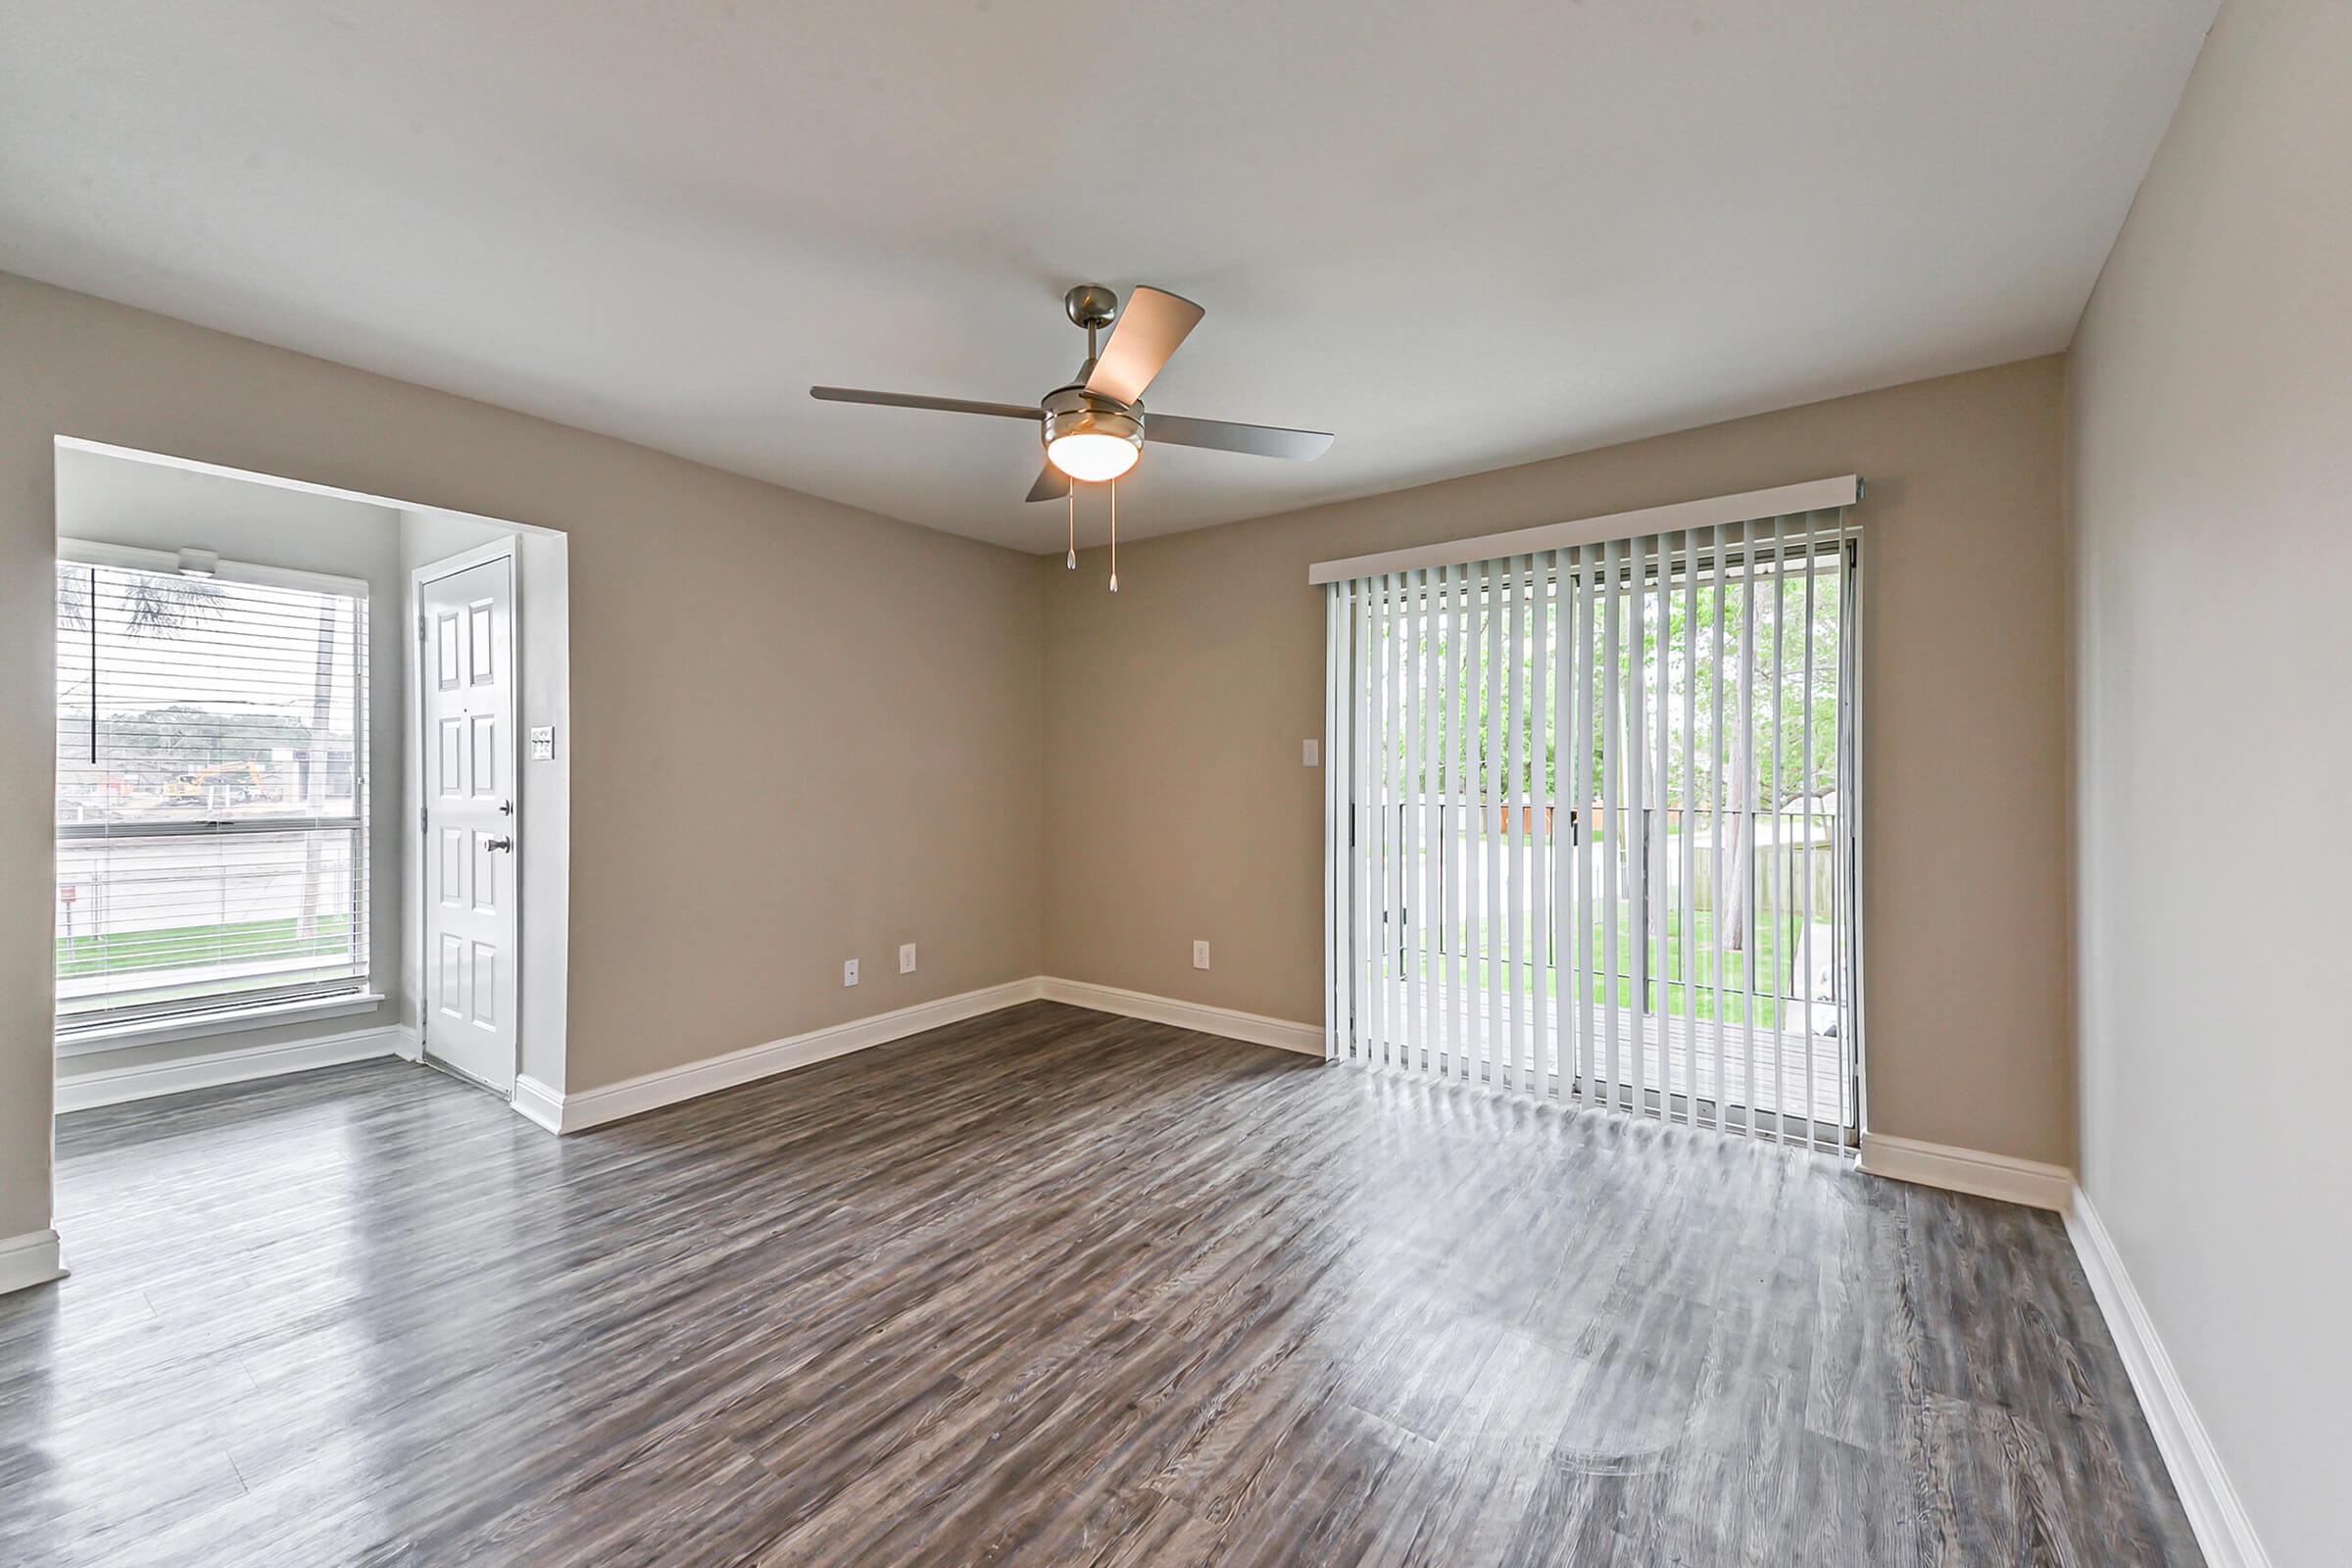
1025 464 1071 503
1084 286 1204 405
1147 413 1335 462
809 386 1041 420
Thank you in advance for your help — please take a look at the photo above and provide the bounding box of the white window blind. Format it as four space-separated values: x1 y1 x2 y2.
1323 508 1862 1147
54 548 370 1033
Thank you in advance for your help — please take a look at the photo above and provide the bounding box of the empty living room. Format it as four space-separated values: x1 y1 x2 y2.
1 2 2341 1564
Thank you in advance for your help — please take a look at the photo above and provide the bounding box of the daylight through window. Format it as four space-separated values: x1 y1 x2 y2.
54 550 369 1033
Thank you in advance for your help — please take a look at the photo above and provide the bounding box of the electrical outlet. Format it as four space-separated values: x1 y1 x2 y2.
843 958 858 987
1302 739 1319 766
899 943 917 975
1193 940 1210 970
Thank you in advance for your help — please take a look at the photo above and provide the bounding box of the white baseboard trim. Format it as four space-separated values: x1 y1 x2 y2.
55 1024 418 1114
2066 1190 2273 1568
512 975 1322 1137
525 977 1048 1134
1857 1132 2074 1211
0 1229 67 1297
1038 977 1324 1057
510 1074 565 1134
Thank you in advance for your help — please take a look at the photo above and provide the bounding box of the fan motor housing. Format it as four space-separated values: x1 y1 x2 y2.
1040 385 1144 451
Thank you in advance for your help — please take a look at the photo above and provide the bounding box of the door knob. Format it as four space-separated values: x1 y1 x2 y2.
486 837 514 853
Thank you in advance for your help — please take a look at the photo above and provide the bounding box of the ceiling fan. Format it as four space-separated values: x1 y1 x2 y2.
810 283 1336 506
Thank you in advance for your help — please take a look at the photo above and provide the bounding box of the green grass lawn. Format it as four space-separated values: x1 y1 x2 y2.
57 915 354 979
1389 906 1815 1029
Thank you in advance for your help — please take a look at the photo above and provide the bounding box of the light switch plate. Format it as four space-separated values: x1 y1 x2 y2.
899 943 917 974
843 958 859 987
1302 739 1319 766
529 726 555 760
1193 940 1210 970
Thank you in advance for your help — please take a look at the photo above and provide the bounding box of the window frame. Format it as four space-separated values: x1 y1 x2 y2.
54 538 374 1042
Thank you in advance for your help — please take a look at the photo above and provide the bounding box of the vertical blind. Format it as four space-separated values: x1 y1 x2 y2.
55 551 370 1031
1323 509 1861 1148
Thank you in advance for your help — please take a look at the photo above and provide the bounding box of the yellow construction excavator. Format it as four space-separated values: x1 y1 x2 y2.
164 760 266 803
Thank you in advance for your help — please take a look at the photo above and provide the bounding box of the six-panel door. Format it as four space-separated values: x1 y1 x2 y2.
420 555 518 1092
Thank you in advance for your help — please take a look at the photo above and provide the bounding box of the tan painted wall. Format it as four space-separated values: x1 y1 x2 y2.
0 271 1044 1243
2069 2 2345 1561
1043 357 2074 1166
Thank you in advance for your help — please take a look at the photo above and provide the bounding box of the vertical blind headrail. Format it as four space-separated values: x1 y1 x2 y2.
1306 476 1861 585
1332 519 1853 598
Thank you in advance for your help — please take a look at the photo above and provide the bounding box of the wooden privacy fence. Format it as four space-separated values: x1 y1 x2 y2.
1417 800 1843 919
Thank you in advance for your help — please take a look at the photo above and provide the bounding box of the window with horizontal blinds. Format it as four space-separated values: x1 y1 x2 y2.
1323 509 1862 1148
54 551 370 1032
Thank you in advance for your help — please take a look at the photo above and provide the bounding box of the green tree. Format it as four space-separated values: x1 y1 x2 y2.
56 564 224 636
1369 548 1844 956
101 705 314 774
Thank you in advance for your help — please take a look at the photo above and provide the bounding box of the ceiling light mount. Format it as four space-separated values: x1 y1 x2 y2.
1062 283 1120 332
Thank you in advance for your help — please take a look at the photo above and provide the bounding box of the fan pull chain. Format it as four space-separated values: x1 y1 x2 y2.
1108 479 1119 592
1066 484 1077 569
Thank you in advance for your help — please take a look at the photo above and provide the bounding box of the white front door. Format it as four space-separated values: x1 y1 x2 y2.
420 554 518 1092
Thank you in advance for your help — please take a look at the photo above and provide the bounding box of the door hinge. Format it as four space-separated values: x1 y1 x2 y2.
416 612 427 642
419 807 428 833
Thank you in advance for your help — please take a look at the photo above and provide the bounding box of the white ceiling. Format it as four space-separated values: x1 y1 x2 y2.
0 1 2216 552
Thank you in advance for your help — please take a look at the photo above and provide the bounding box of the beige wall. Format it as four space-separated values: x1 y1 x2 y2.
1043 356 2073 1166
0 271 1045 1244
2069 2 2344 1562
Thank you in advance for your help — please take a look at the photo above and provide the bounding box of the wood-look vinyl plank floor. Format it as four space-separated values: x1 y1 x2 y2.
2 1002 2198 1565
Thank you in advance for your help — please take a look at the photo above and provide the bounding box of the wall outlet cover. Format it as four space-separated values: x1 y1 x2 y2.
899 943 917 974
1193 940 1210 970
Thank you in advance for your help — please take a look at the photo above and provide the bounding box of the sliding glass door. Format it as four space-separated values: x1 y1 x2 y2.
1323 509 1861 1147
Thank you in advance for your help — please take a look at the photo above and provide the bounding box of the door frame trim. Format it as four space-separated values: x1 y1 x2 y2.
409 538 523 1098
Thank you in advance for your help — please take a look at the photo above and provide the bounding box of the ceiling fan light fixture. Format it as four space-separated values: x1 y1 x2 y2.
1041 387 1143 482
809 281 1334 523
1046 429 1141 482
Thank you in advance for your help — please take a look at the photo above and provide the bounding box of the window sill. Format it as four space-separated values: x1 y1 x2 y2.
56 992 388 1057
